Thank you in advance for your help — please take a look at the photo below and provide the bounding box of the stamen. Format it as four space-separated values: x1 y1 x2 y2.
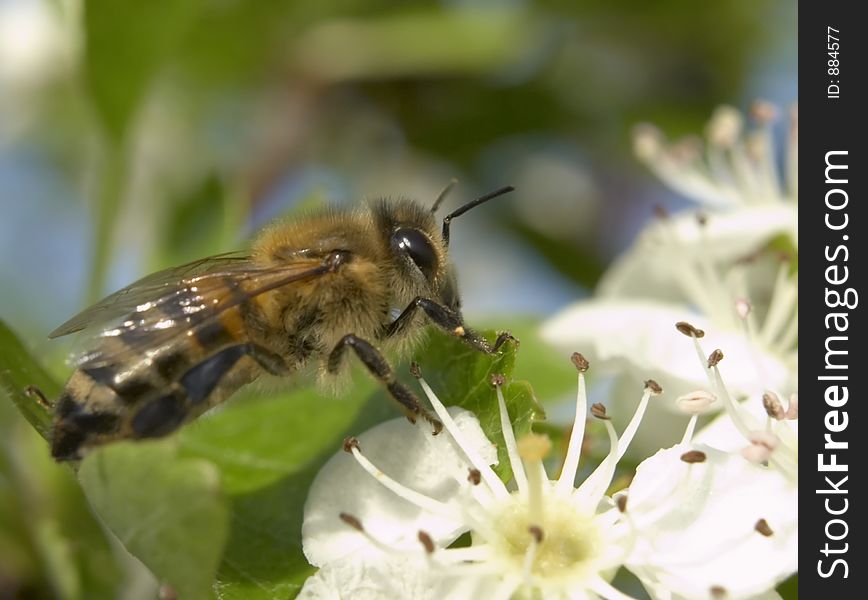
615 382 657 461
557 353 590 493
339 513 398 555
676 390 717 415
591 403 610 420
517 434 551 525
346 444 460 519
495 379 528 495
707 105 743 148
418 530 436 554
417 377 510 501
707 349 724 368
467 468 482 485
710 585 728 599
575 415 621 510
616 494 628 513
676 321 705 338
680 450 707 464
521 528 541 589
786 393 799 420
754 518 774 537
762 391 786 420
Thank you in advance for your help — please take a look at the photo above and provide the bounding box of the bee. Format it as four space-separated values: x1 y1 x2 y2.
37 185 515 461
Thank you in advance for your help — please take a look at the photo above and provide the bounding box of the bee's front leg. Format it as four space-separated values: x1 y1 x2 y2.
24 385 54 410
327 334 442 434
383 297 515 354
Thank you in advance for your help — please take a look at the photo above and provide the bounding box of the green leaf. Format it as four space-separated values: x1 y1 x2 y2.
84 0 202 140
410 330 545 481
0 320 58 441
78 440 230 600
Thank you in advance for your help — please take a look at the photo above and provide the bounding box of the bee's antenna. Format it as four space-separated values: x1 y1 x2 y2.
430 179 458 214
441 185 514 246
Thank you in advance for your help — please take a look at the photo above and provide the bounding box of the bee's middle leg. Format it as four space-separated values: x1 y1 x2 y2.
384 297 514 354
327 334 443 434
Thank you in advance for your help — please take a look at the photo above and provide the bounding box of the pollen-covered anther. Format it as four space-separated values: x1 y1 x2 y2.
528 525 545 544
467 468 482 485
742 431 779 463
418 530 436 554
490 373 506 387
632 123 663 161
707 105 742 147
644 379 663 395
339 512 364 532
751 99 778 124
786 393 799 420
343 437 360 453
616 495 628 513
710 585 728 599
409 362 422 379
590 403 610 420
680 450 707 464
675 321 705 338
517 434 552 462
707 349 724 368
735 298 752 320
571 352 590 372
676 390 717 415
696 212 708 227
762 391 786 420
454 326 466 337
754 518 774 537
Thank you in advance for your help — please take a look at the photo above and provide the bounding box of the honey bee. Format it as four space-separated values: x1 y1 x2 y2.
37 185 515 461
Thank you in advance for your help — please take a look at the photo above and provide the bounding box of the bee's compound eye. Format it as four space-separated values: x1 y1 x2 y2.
392 228 437 278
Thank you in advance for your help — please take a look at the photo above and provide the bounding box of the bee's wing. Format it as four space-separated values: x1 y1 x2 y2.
52 252 332 368
49 251 252 338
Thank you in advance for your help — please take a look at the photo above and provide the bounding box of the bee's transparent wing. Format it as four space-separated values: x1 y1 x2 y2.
52 252 330 368
49 252 252 338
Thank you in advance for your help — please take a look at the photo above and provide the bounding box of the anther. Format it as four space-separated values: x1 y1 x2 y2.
786 393 799 420
735 298 752 320
528 525 544 544
696 212 708 227
590 403 610 420
644 379 662 395
517 434 552 462
675 321 705 338
653 204 670 220
343 437 360 453
762 391 785 420
676 390 717 415
754 518 774 537
710 585 728 599
750 100 778 124
616 495 628 513
339 512 364 531
707 349 724 368
410 362 422 379
632 124 662 161
467 468 482 485
418 531 436 554
490 373 506 387
571 352 590 372
680 450 707 464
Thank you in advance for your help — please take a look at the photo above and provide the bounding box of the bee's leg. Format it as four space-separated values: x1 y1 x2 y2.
328 334 443 434
24 385 54 410
245 343 289 376
383 297 515 354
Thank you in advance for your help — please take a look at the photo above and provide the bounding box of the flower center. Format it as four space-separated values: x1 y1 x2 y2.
489 490 601 582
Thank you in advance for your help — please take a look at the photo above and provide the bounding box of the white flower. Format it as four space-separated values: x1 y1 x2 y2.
542 103 798 452
300 360 796 599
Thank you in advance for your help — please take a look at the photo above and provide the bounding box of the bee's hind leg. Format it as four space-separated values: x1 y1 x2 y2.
24 385 54 410
383 297 516 354
327 334 443 434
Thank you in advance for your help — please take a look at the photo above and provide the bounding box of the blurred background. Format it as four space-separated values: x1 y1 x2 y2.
1 0 795 597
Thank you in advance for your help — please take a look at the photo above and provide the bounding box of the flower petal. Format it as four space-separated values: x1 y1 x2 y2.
625 444 796 600
302 407 497 566
598 205 797 300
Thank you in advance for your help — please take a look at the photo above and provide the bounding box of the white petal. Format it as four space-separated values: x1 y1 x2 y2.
625 444 797 599
598 205 797 299
302 408 497 566
541 299 794 408
297 555 447 600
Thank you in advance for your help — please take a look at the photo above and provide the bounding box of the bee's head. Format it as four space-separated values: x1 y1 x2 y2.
372 185 513 316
